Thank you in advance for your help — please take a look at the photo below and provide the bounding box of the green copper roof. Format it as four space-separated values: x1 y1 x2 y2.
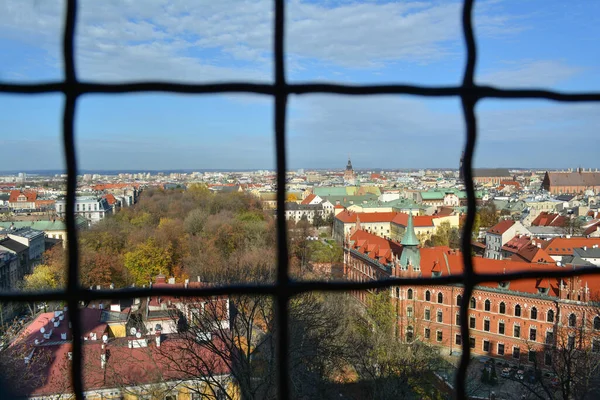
401 212 420 246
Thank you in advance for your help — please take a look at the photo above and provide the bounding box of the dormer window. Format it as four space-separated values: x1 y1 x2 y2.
432 271 441 278
498 281 509 289
538 287 549 295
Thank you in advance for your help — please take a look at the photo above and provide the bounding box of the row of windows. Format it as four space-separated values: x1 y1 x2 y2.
405 290 600 329
417 328 600 363
408 308 589 344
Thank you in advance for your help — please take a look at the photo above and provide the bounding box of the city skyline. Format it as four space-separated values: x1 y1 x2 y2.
1 0 599 170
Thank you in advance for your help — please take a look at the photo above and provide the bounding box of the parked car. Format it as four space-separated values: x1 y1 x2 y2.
501 368 511 378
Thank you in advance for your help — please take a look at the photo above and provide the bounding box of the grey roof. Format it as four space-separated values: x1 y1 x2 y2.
473 168 512 178
0 238 28 253
100 310 129 322
527 226 564 237
285 203 322 211
147 310 172 319
7 227 45 239
574 247 600 258
556 194 575 202
560 255 596 267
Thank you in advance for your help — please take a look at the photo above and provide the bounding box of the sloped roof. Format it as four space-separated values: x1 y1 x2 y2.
392 213 435 228
336 210 397 224
348 229 402 265
531 212 567 227
301 193 317 205
511 244 555 263
487 220 515 234
0 237 28 253
543 237 600 255
9 190 37 203
546 171 600 187
473 168 511 178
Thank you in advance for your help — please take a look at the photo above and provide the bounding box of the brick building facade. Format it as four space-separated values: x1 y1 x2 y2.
342 216 600 368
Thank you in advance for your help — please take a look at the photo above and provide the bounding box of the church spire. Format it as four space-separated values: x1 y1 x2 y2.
401 210 419 247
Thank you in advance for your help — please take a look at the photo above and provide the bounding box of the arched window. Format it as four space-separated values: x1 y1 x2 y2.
470 298 476 309
514 304 521 317
499 302 506 314
396 287 400 298
569 313 577 327
456 294 462 306
437 292 443 304
594 316 600 330
547 309 555 323
425 291 431 301
484 299 491 311
407 288 413 300
530 307 538 320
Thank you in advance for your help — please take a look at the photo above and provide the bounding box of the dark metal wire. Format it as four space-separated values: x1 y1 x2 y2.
1 0 600 398
457 0 478 397
273 0 290 398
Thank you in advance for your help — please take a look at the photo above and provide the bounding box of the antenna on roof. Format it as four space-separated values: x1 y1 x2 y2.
135 331 142 339
130 327 137 336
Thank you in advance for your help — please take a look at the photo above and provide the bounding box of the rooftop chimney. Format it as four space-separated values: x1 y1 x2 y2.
100 351 107 369
184 278 189 289
155 330 162 347
584 246 588 251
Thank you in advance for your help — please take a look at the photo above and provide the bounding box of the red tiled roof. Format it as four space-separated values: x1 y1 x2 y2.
511 244 555 263
543 237 600 255
11 305 230 398
584 220 600 236
336 211 437 227
531 212 567 227
501 235 534 253
301 193 317 205
102 193 117 205
392 213 435 227
436 207 454 217
487 220 515 234
349 229 402 265
336 210 397 224
9 190 37 203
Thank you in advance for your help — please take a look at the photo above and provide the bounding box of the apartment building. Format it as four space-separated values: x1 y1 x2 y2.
55 196 112 225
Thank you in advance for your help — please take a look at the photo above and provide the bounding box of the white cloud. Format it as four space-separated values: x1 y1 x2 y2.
477 60 584 88
0 0 527 82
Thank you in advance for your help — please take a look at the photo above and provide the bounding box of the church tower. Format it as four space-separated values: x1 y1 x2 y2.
344 156 356 184
400 211 421 270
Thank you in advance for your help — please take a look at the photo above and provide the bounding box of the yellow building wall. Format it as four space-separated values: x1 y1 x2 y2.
108 323 127 338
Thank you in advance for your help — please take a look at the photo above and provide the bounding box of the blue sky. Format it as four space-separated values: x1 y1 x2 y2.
0 0 599 171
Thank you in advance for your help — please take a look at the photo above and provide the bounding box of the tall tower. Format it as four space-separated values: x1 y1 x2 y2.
344 156 356 184
400 211 421 270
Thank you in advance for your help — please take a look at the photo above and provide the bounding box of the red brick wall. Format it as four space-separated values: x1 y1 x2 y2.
344 250 600 367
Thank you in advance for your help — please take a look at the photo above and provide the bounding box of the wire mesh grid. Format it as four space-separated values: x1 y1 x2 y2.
1 0 600 399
